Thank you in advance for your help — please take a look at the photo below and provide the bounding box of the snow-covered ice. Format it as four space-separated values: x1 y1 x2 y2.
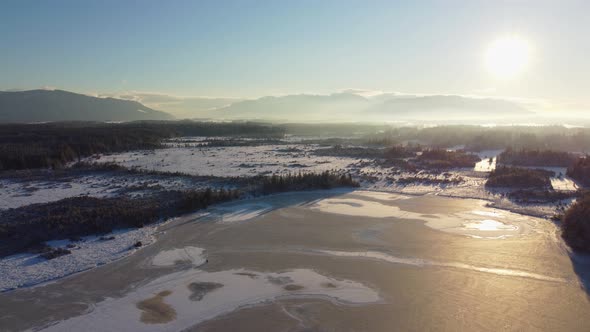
216 202 274 223
152 247 207 267
308 194 539 239
315 250 566 283
39 268 381 332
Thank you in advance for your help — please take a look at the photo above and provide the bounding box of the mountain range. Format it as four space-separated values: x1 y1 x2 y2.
215 93 531 122
0 89 532 123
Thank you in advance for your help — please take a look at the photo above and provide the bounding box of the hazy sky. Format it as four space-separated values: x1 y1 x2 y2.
1 0 589 109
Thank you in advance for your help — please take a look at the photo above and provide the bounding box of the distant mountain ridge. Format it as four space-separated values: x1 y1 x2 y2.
215 92 531 121
216 93 369 121
0 89 532 123
0 90 174 123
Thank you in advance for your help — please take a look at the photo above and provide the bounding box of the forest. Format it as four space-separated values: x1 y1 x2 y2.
507 189 581 204
486 166 553 189
364 125 590 152
0 121 285 170
313 144 419 160
561 193 590 252
396 175 463 186
567 157 590 186
313 145 384 159
258 171 359 193
416 149 480 169
313 144 478 170
497 148 577 167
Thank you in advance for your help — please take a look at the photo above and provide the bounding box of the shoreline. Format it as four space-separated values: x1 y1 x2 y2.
0 189 352 294
0 218 173 293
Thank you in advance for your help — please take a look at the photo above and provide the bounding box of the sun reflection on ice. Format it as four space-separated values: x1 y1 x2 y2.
464 219 518 231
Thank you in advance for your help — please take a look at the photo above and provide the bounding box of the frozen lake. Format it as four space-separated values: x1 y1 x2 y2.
1 190 589 331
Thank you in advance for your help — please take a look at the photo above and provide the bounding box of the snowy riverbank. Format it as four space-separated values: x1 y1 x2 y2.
0 223 164 292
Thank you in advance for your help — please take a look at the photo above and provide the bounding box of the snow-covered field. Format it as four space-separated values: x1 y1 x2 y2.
524 166 578 192
0 175 116 210
551 176 578 191
2 140 575 215
90 144 357 177
473 149 502 172
0 172 226 210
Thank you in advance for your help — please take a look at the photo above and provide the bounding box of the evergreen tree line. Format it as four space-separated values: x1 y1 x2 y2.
314 144 477 170
313 144 418 160
417 149 481 169
0 188 240 257
383 145 418 159
498 148 577 167
259 171 359 193
507 189 581 204
561 193 590 252
567 157 590 186
365 125 590 152
486 166 553 189
313 145 385 159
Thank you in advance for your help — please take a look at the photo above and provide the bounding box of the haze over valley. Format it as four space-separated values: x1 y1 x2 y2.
3 88 585 125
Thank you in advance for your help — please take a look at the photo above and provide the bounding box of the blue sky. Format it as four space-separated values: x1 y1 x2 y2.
1 0 589 108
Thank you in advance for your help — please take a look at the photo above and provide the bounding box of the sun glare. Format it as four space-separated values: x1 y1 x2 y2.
485 36 531 79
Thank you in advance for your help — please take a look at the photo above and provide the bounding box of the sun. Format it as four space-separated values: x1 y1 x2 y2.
485 36 531 79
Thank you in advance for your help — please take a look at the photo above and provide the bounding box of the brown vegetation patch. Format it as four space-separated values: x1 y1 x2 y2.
136 290 177 324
